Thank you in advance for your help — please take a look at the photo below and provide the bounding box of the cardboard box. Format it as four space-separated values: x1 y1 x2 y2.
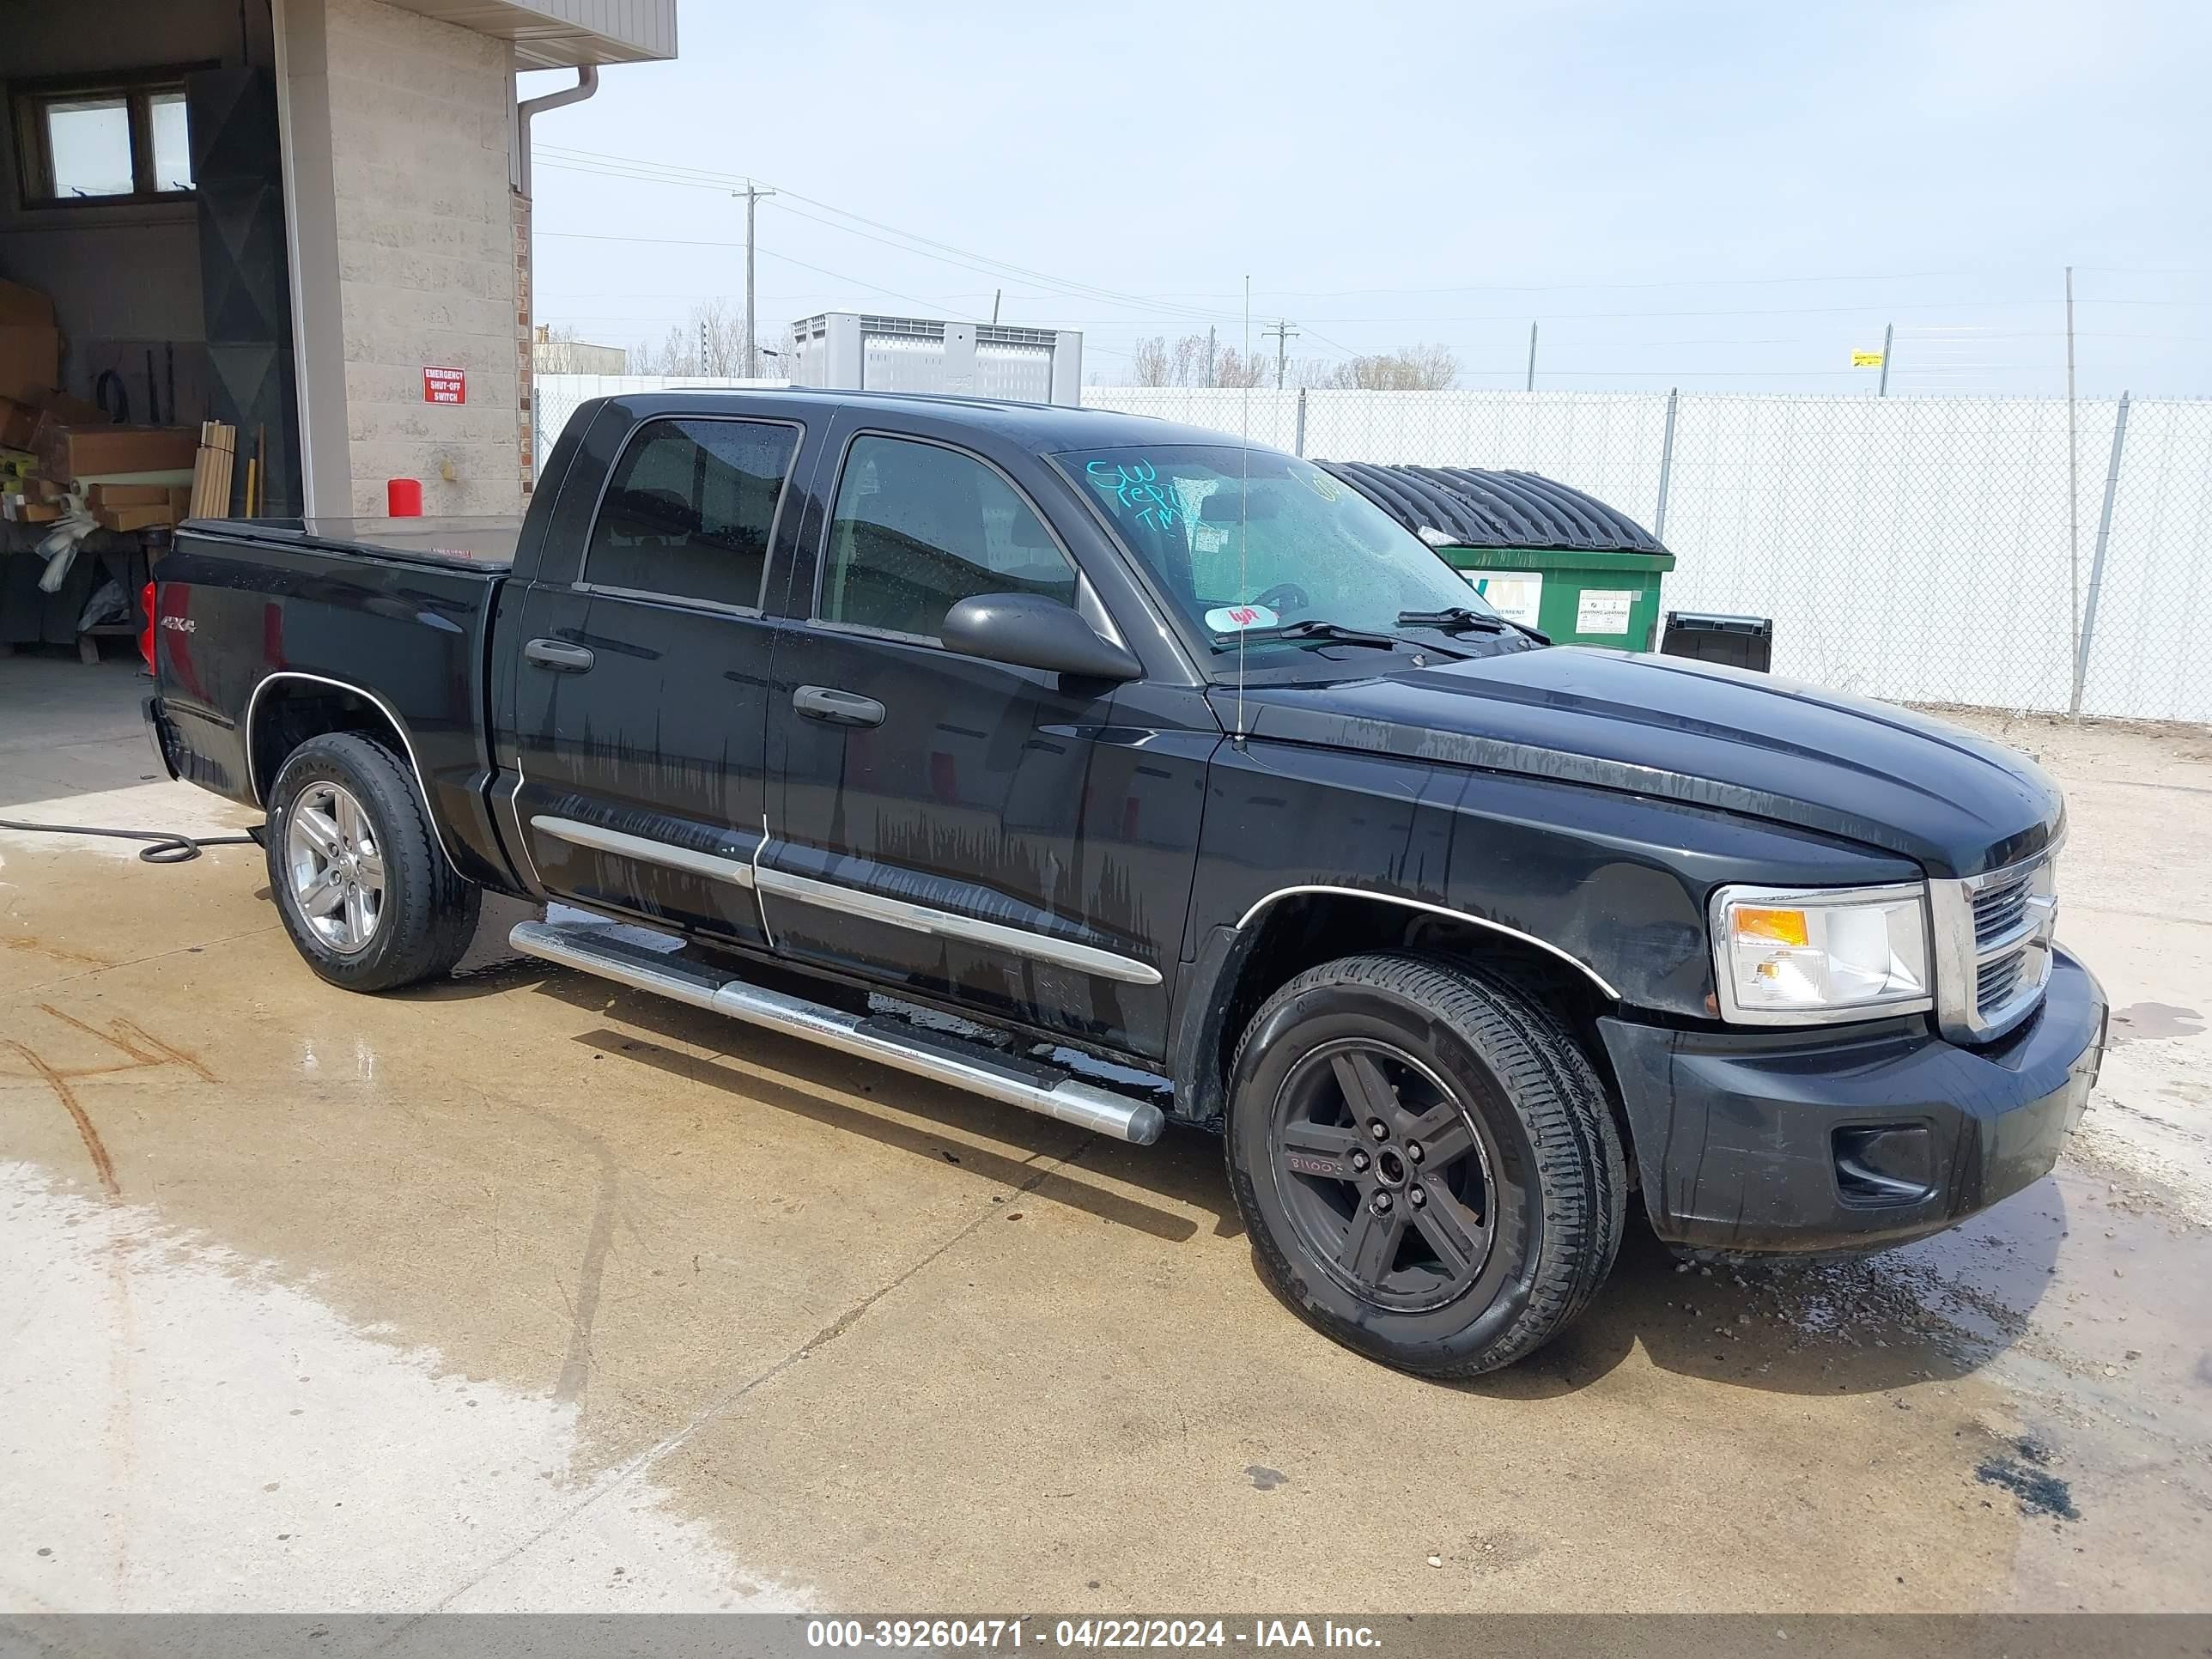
4 496 62 523
0 399 37 450
89 483 173 507
95 503 178 532
0 281 61 403
43 423 201 481
13 390 102 460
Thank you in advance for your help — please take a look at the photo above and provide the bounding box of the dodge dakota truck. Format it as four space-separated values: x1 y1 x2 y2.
142 389 2106 1376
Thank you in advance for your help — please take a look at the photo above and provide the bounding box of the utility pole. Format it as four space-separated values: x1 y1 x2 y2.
734 183 775 378
1877 321 1893 396
2065 265 2079 689
1261 319 1298 389
698 319 708 375
1525 321 1539 392
991 289 1001 325
1206 325 1216 388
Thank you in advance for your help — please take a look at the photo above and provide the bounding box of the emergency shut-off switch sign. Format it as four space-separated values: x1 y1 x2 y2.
422 367 466 405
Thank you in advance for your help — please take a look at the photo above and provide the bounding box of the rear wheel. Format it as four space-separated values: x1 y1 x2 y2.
266 732 479 992
1225 953 1626 1376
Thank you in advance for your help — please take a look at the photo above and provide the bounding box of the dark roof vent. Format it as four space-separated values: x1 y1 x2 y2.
1317 462 1665 553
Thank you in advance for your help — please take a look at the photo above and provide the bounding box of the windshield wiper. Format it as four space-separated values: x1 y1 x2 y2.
1211 618 1401 652
1397 605 1550 644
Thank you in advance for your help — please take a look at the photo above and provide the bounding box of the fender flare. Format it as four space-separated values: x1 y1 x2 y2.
243 671 465 876
1167 885 1621 1127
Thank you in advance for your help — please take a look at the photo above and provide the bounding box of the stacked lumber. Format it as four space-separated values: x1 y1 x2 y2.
189 422 236 520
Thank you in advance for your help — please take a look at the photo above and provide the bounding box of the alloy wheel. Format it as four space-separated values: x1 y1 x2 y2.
285 781 386 954
1270 1038 1498 1313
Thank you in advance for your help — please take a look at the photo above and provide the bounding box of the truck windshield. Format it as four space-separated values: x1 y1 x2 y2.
1053 444 1498 658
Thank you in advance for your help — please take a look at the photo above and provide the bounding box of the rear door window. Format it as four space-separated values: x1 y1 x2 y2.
585 418 800 609
817 434 1077 640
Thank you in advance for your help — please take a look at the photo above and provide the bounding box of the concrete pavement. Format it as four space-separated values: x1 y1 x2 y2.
3 649 2206 1613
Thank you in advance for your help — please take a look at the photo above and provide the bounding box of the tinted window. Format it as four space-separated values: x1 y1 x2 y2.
820 436 1076 638
585 418 799 609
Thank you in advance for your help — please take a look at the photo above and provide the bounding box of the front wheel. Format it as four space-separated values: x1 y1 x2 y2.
266 732 480 992
1224 953 1626 1377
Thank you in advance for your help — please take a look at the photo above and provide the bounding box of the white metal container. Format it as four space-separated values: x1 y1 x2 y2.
787 313 1082 405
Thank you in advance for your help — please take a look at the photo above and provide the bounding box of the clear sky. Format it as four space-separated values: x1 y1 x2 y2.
524 0 2210 396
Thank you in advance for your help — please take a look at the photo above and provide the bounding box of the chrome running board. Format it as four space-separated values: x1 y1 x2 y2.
509 919 1167 1146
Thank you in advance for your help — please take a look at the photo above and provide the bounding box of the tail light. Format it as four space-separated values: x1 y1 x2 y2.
139 580 157 670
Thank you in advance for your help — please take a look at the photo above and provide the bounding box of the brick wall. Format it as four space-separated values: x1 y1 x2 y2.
323 0 519 518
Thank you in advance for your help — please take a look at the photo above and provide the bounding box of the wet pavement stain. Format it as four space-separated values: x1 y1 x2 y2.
5 803 2209 1609
2 936 111 969
1 1006 224 1203
2109 1001 2206 1044
1974 1437 2081 1521
3 1040 118 1200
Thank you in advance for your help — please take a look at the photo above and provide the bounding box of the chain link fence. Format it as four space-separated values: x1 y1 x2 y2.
1081 386 2212 724
532 375 2212 723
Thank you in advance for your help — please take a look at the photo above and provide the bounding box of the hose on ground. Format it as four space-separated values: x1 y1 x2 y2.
0 817 260 865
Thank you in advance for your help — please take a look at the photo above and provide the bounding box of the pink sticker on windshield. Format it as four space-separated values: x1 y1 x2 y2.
1205 604 1279 633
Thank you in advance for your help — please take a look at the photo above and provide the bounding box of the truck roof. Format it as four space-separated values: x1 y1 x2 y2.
615 386 1251 456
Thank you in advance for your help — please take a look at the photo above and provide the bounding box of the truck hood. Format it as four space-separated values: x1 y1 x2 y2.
1211 647 2060 878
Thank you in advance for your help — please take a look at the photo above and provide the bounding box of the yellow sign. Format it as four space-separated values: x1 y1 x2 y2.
1851 350 1886 368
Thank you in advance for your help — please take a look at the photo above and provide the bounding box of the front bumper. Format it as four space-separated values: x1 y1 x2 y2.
1597 947 2106 1253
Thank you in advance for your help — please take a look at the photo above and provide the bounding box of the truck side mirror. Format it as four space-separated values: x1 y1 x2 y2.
940 592 1142 683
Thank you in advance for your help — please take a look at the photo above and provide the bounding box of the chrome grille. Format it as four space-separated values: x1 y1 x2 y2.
1972 875 2033 946
1929 842 2061 1044
1975 946 2027 1012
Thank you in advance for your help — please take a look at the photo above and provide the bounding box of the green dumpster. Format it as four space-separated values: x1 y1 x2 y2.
1443 544 1675 651
1316 462 1676 650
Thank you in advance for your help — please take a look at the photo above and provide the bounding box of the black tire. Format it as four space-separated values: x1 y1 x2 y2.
265 732 480 993
1224 952 1626 1377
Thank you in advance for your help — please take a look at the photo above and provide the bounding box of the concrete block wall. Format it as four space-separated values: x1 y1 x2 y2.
322 0 520 517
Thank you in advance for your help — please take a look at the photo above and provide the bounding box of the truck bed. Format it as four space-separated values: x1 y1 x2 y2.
149 516 520 888
180 515 523 571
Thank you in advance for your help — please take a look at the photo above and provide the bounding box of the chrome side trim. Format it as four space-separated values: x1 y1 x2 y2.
507 767 544 892
1233 884 1623 1002
753 813 775 951
754 865 1163 987
508 919 1166 1145
244 670 462 875
531 815 757 887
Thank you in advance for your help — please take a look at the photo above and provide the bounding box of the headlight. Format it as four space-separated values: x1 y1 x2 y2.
1710 882 1932 1024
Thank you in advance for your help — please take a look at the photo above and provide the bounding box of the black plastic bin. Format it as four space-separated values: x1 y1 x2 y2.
1661 611 1773 672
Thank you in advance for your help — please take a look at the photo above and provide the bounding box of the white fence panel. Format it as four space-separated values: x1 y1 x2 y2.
533 376 2207 720
1081 385 2208 722
2076 398 2212 724
533 374 778 473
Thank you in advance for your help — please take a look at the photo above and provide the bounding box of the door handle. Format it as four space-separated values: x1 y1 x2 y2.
793 684 885 727
524 637 596 672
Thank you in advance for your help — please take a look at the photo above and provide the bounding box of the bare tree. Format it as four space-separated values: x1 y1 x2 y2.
1315 343 1460 391
630 298 780 376
1127 331 1273 388
1210 345 1270 388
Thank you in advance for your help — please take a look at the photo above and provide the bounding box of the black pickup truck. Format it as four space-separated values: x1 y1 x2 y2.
143 389 2106 1376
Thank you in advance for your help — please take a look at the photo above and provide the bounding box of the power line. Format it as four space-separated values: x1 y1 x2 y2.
533 228 981 318
535 146 1245 325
